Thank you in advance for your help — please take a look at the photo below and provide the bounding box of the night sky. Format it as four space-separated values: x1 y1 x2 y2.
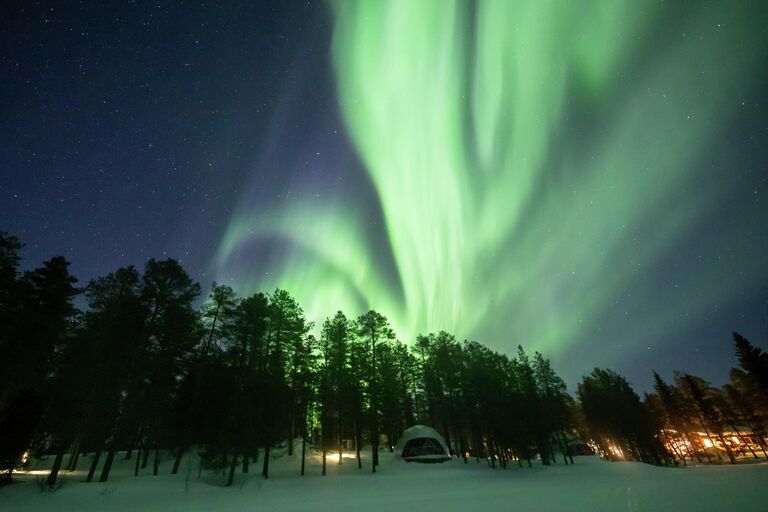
2 1 767 391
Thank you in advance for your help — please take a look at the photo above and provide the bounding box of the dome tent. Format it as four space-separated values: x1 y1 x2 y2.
395 425 452 463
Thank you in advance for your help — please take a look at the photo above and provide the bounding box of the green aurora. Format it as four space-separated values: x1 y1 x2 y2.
214 0 768 372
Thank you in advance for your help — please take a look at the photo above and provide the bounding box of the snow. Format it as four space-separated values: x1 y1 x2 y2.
2 448 767 512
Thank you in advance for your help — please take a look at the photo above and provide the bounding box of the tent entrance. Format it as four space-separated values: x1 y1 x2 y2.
402 437 447 458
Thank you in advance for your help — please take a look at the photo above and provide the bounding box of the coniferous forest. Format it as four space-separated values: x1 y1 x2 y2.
1 230 767 488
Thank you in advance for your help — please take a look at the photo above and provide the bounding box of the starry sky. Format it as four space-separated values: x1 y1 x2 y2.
2 0 767 391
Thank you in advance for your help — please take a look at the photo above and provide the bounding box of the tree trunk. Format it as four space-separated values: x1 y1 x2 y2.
555 433 567 464
473 434 483 462
322 447 327 476
731 424 758 459
134 447 142 476
684 432 703 463
98 449 117 482
671 441 686 466
204 303 221 355
46 446 66 488
67 442 81 472
171 448 184 474
700 425 718 463
401 378 414 428
695 432 713 463
371 338 378 473
288 410 295 456
371 411 378 472
86 449 102 482
225 453 237 487
125 424 141 460
262 445 270 479
716 432 737 464
488 437 496 468
301 436 306 476
242 455 249 473
681 436 694 463
560 431 573 464
442 420 452 457
153 448 160 475
354 420 362 469
141 445 150 468
539 436 550 466
338 411 343 465
754 434 768 459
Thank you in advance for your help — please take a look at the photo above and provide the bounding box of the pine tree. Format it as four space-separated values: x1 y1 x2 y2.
355 310 394 472
137 259 200 476
534 352 572 465
578 368 667 464
88 267 150 483
733 332 768 404
0 241 80 483
653 371 700 464
679 373 736 464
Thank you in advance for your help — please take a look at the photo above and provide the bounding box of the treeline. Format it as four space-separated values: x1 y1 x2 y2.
0 232 575 487
574 335 768 466
1 231 767 488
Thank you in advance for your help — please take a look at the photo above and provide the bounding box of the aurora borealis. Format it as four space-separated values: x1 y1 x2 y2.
3 1 767 388
214 1 768 383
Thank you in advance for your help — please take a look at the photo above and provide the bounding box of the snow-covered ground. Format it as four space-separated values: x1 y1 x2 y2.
2 447 766 512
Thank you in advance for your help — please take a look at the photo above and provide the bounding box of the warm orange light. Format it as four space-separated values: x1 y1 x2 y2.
324 452 357 462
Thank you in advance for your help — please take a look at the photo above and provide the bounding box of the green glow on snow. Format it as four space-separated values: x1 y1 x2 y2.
215 1 767 362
